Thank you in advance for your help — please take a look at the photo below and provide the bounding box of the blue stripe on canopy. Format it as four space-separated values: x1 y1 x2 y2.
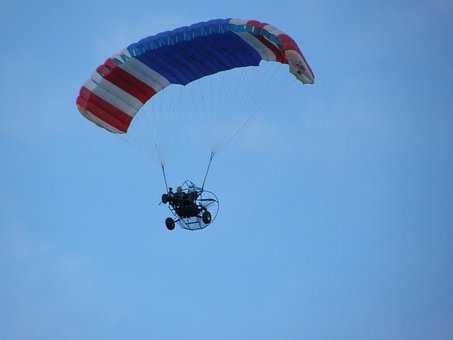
127 19 262 85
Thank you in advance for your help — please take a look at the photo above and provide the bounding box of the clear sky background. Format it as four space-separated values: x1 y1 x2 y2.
1 1 453 339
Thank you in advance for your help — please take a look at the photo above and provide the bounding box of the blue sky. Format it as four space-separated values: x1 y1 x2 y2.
1 1 453 339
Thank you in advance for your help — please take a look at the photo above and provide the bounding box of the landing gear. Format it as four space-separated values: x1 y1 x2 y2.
202 211 212 224
165 217 175 230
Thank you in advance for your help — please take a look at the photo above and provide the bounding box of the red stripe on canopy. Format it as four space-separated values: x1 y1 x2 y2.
278 34 301 54
256 36 286 63
246 20 286 63
97 59 156 103
247 20 267 29
77 87 132 132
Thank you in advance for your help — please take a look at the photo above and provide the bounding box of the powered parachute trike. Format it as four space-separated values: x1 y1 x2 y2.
75 18 315 231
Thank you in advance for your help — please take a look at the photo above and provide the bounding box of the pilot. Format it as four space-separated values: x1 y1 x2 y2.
173 186 199 217
175 186 185 201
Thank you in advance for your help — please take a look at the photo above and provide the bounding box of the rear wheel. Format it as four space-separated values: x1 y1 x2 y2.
202 211 212 224
161 194 169 204
165 217 175 230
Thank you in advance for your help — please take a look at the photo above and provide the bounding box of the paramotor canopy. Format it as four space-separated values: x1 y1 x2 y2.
76 18 315 134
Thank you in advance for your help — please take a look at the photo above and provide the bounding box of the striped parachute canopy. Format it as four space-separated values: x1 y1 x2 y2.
76 18 315 133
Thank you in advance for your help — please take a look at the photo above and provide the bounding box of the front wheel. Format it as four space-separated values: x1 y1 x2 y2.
161 194 169 204
165 217 175 230
202 211 212 224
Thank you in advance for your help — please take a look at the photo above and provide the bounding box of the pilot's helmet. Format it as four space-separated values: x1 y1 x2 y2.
176 186 182 193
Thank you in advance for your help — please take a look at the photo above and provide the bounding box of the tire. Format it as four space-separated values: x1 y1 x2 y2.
202 211 212 224
165 217 175 230
161 194 169 204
